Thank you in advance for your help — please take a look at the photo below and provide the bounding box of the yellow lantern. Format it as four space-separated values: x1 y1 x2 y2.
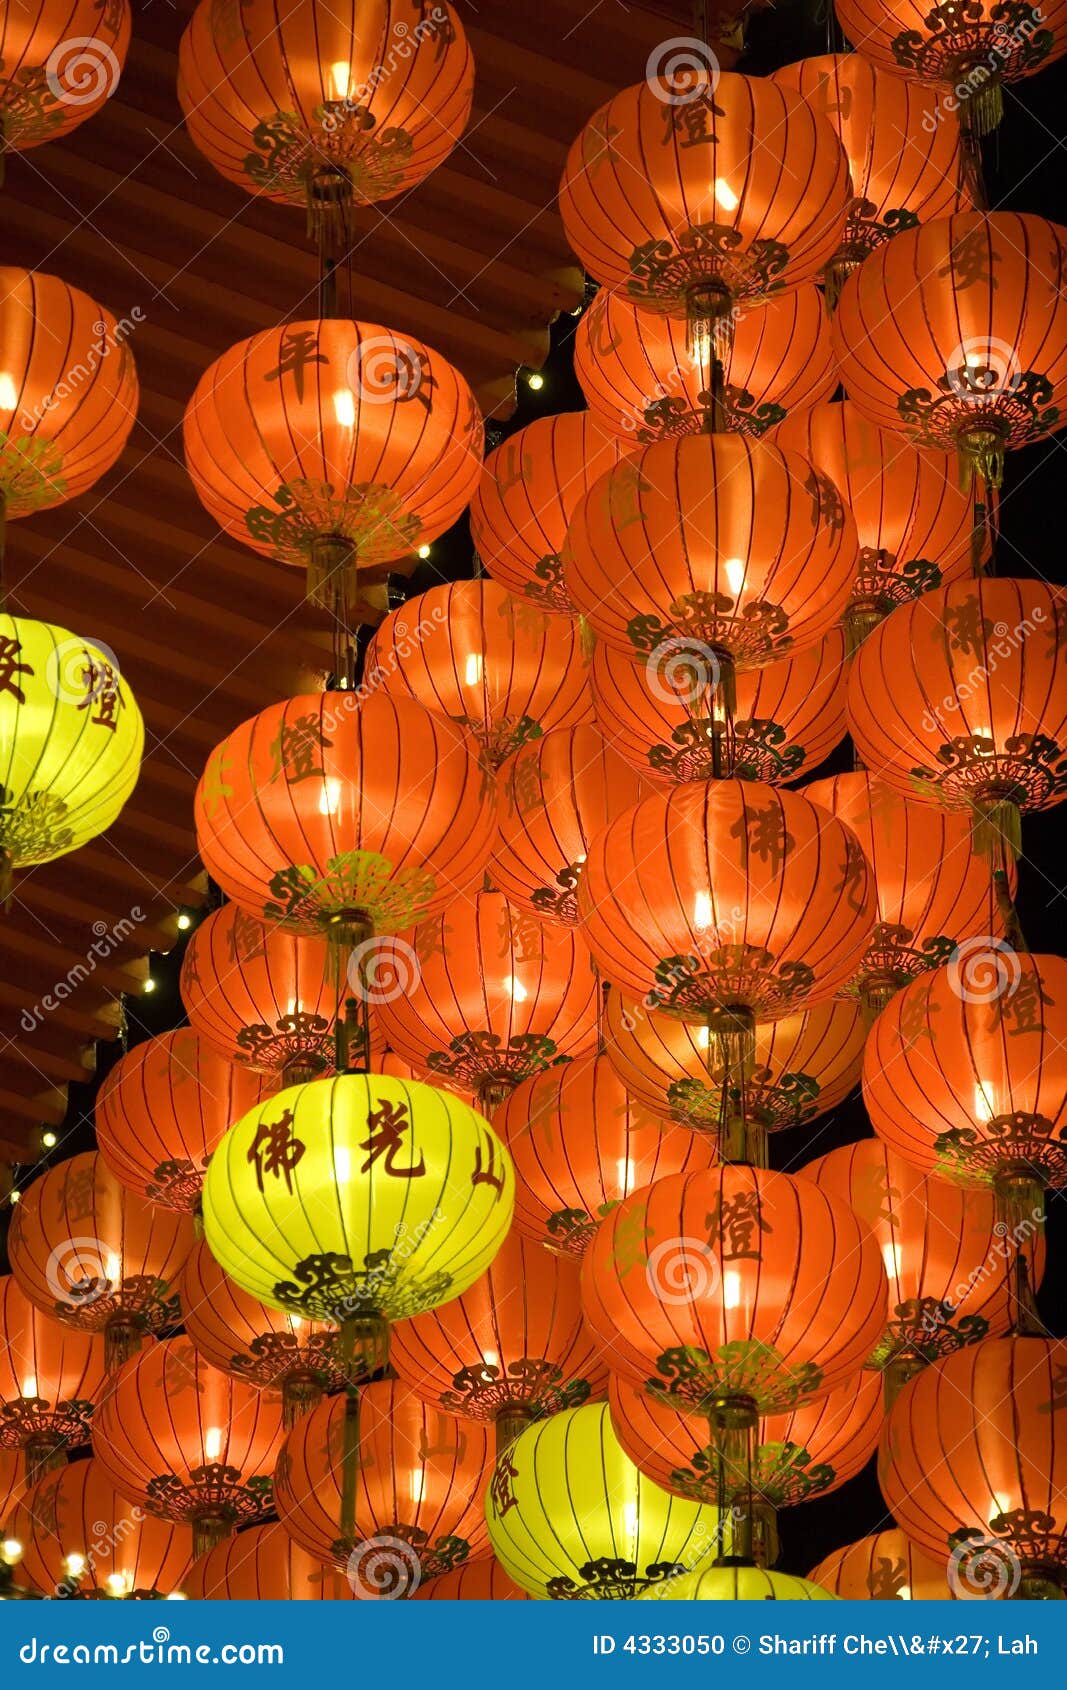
202 1073 514 1369
0 616 142 892
485 1402 724 1600
638 1565 838 1600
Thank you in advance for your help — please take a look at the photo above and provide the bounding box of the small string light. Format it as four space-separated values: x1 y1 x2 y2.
176 911 192 931
40 1130 57 1150
417 545 431 560
525 371 544 391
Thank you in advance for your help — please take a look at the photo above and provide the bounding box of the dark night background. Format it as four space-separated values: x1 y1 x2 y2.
3 0 1065 1584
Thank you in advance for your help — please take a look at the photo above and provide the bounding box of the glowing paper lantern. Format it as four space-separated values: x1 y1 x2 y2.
808 1528 956 1600
0 1276 107 1480
181 1522 352 1600
492 1050 717 1256
363 580 594 769
9 1458 192 1600
486 1402 723 1600
412 1558 529 1600
96 1028 272 1213
194 691 497 942
0 615 142 891
0 4 130 157
638 1565 836 1600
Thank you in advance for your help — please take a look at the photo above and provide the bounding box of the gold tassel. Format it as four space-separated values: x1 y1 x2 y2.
844 605 882 656
104 1317 143 1373
578 615 596 663
972 797 1022 864
494 1405 536 1460
958 428 1006 492
882 1349 926 1410
306 165 353 264
282 1373 323 1428
192 1513 233 1562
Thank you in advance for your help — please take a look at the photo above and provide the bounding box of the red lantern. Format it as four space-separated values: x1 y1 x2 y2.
7 1153 194 1369
364 580 594 769
0 1275 107 1480
412 1558 529 1600
91 1339 286 1560
603 993 866 1138
181 904 341 1083
194 690 497 942
803 770 1001 1012
0 6 130 156
468 412 630 614
581 1165 888 1415
590 630 849 787
0 268 138 523
375 890 599 1109
181 1522 353 1600
274 1381 492 1587
96 1029 272 1213
491 1050 717 1256
9 1459 192 1599
489 724 649 924
830 214 1067 486
808 1528 955 1600
574 286 836 441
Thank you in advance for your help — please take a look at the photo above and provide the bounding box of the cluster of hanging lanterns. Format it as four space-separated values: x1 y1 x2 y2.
3 0 1067 1610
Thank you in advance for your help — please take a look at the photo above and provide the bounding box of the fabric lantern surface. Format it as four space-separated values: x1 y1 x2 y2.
201 1072 514 1342
183 318 482 603
581 1165 888 1414
637 1565 837 1600
194 690 497 942
374 890 599 1108
562 434 860 684
808 1527 957 1600
833 0 1067 132
830 213 1067 485
0 615 143 887
180 1238 355 1423
590 629 849 788
178 1 472 217
492 1049 717 1257
578 779 876 1026
0 4 130 155
803 770 1000 1012
558 73 851 328
488 723 649 924
0 269 138 520
0 1275 107 1479
771 54 963 293
274 1381 492 1585
468 411 631 615
8 1458 192 1599
603 993 866 1138
411 1558 529 1600
800 1139 1035 1377
862 953 1067 1200
96 1028 272 1213
180 1521 352 1600
363 579 594 769
180 904 341 1082
485 1402 723 1600
389 1232 607 1447
7 1153 194 1367
878 1337 1067 1599
847 579 1067 834
0 1447 27 1528
574 286 837 442
772 399 975 631
91 1339 286 1559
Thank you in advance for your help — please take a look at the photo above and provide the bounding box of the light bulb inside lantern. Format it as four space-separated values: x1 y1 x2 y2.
107 1570 132 1596
723 556 746 597
409 1470 425 1503
105 1252 121 1284
616 1157 635 1196
203 1426 224 1463
693 891 712 932
290 1315 304 1332
713 179 739 212
1 1537 23 1567
696 1026 710 1051
464 652 484 686
20 1374 37 1399
64 1552 87 1577
482 1348 499 1370
622 1500 639 1540
333 1145 351 1183
330 60 350 100
332 389 356 429
881 1241 903 1281
0 373 16 412
503 975 528 1003
318 776 342 816
973 1082 995 1124
722 1269 743 1310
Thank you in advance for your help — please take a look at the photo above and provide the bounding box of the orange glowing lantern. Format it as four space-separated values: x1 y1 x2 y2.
96 1029 272 1213
0 6 130 158
590 630 849 787
575 286 836 441
491 1049 717 1256
181 1522 353 1600
489 724 649 924
194 690 497 943
363 579 594 769
468 411 631 615
412 1558 529 1600
375 890 599 1109
0 1275 107 1480
9 1458 192 1599
808 1529 956 1600
274 1381 492 1587
91 1339 286 1560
